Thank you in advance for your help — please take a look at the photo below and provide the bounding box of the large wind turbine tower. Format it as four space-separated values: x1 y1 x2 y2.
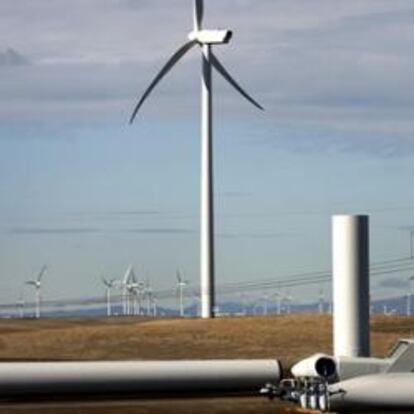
129 0 263 318
332 215 370 358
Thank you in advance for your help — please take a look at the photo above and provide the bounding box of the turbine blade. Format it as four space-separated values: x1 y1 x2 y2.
37 265 47 282
123 265 132 283
129 268 137 283
193 0 204 31
210 53 264 111
129 40 197 124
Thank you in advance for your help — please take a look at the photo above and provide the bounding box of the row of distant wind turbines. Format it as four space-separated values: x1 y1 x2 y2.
17 265 191 319
17 264 308 319
102 266 189 318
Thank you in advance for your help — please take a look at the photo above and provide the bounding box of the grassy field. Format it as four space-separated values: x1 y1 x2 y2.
0 314 411 413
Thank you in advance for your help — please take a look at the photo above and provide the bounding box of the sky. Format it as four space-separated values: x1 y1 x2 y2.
1 0 414 307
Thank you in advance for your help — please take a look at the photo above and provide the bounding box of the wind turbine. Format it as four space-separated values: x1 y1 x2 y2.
102 277 116 317
131 279 145 316
126 270 145 316
144 278 153 316
240 293 250 316
272 292 283 315
190 288 201 317
25 265 47 319
151 294 158 318
16 290 25 319
262 293 269 316
119 265 137 316
284 292 293 314
318 289 325 314
129 0 263 319
176 270 189 318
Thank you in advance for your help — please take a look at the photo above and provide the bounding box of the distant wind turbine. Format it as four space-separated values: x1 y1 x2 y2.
120 265 137 316
318 289 325 314
176 270 189 318
284 292 293 314
16 290 25 319
151 294 158 318
144 278 153 316
129 0 263 319
25 265 47 319
262 293 269 316
102 277 116 317
190 288 201 317
272 292 283 315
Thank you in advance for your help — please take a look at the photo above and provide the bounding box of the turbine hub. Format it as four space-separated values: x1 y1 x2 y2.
188 29 232 45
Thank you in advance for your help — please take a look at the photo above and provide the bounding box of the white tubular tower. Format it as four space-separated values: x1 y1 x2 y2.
200 44 215 319
0 360 281 400
333 215 370 358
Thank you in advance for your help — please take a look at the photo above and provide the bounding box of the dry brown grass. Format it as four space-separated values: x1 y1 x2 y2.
0 314 411 413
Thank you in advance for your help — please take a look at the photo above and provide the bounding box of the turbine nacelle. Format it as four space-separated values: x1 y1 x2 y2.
188 29 232 45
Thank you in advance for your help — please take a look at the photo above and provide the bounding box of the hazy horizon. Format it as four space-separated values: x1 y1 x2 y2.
1 0 414 307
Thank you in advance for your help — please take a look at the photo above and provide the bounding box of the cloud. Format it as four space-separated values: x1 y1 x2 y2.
5 226 196 236
0 48 30 66
1 0 414 154
218 232 290 240
120 228 196 235
220 191 251 198
7 227 100 235
69 210 162 219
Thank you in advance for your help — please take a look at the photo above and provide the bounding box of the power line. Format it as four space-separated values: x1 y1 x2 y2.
2 257 414 312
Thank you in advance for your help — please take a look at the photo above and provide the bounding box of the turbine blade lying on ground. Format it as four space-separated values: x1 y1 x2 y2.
193 0 204 31
210 53 264 111
129 40 197 124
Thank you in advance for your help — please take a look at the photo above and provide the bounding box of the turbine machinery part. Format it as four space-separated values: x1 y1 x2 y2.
193 0 203 31
291 353 337 381
188 30 233 45
328 373 414 413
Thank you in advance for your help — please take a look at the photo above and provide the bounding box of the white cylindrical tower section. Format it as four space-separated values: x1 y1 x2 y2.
200 44 215 319
333 215 370 358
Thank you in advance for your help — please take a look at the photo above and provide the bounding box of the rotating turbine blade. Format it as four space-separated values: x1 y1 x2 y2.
210 53 264 111
123 265 133 283
193 0 204 31
129 40 197 124
129 268 137 283
37 265 47 282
